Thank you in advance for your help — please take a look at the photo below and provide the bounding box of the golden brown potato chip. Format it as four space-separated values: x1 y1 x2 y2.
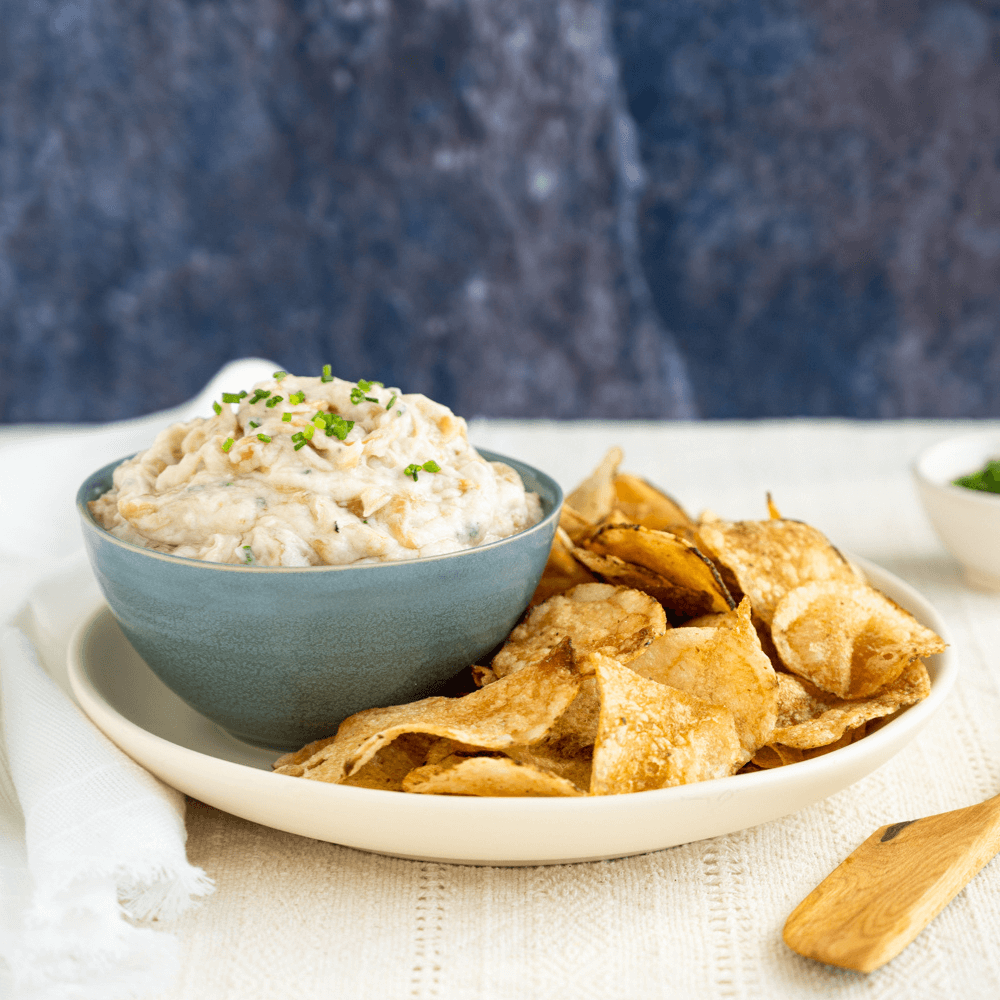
771 581 945 698
402 754 584 796
491 582 667 679
589 653 742 795
559 504 597 544
502 740 593 792
522 674 601 759
274 639 581 783
581 523 735 619
612 474 696 536
529 527 598 606
771 660 931 748
696 518 859 623
566 447 623 522
339 733 440 790
628 598 778 761
751 725 866 769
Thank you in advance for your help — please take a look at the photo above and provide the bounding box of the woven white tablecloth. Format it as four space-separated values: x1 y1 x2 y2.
6 416 1000 1000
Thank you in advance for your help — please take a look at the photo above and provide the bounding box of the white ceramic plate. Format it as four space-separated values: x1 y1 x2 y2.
68 557 956 866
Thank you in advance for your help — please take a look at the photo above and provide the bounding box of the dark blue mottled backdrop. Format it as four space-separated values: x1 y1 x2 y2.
2 0 999 422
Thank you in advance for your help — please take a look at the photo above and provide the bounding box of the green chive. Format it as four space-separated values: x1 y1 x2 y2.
266 396 283 408
249 389 271 405
422 460 441 473
257 433 271 443
212 401 222 415
282 412 292 422
222 392 244 404
350 386 365 404
404 463 421 481
302 425 314 440
386 394 397 410
321 364 333 383
221 437 234 453
273 370 288 381
325 415 354 440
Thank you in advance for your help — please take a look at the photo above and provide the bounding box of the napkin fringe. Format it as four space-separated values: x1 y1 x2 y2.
119 862 215 923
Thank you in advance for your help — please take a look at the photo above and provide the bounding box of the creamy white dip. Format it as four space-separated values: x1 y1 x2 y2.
90 374 543 566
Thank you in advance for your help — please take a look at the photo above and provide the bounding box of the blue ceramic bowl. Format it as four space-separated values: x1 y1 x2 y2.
77 450 561 750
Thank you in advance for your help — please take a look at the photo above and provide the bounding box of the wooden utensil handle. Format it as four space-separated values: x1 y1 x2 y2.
784 795 1000 973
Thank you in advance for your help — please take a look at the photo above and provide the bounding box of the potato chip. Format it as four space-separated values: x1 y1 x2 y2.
628 598 778 761
339 733 441 790
529 527 598 606
579 523 735 620
559 504 598 544
612 474 696 537
771 580 945 698
566 447 622 522
524 674 601 758
273 639 580 783
696 518 859 623
771 660 931 748
589 653 742 795
751 725 867 769
491 583 667 679
502 740 593 792
402 754 584 796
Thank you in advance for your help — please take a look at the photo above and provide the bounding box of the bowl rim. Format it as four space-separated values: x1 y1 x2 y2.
912 431 1000 505
77 447 563 573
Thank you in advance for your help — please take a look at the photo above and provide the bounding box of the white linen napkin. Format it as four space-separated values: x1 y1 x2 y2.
0 358 279 1000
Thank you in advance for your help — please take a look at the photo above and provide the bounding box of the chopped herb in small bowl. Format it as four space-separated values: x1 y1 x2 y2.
953 460 1000 495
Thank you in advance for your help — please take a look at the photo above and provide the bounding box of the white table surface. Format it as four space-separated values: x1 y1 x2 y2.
4 416 1000 1000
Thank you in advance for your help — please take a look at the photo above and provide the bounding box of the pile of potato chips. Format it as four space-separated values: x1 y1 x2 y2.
274 448 945 796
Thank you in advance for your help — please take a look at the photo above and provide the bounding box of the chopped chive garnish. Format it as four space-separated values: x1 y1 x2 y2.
222 392 244 404
249 420 260 428
325 415 354 440
213 401 222 415
266 395 284 408
282 412 292 422
248 389 271 405
313 414 326 428
273 370 288 381
221 437 234 453
357 379 383 391
321 364 333 382
350 386 365 404
291 431 304 442
386 394 397 410
302 424 314 440
294 441 306 450
289 391 305 405
243 545 253 564
404 460 441 482
257 433 271 442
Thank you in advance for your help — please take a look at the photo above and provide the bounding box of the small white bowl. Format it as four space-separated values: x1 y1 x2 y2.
913 431 1000 591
